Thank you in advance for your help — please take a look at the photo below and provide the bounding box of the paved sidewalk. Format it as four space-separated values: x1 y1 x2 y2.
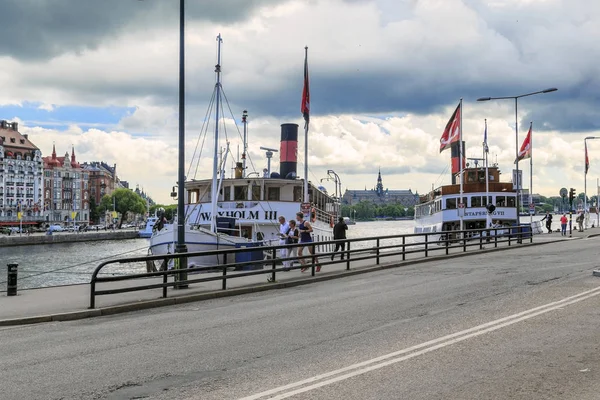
0 229 595 326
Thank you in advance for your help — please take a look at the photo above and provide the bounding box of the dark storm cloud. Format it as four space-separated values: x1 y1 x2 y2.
0 0 287 60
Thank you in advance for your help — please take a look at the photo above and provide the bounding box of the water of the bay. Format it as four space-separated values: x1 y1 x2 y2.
0 215 564 289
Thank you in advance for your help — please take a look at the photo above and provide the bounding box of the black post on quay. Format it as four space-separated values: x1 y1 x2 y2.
174 0 188 288
7 263 18 296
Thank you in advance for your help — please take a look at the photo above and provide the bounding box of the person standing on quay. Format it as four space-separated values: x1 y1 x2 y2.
332 216 348 260
560 214 568 236
278 216 289 268
540 211 553 233
283 219 299 271
296 212 321 272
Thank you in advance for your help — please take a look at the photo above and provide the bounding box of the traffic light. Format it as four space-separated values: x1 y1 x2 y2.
569 188 576 204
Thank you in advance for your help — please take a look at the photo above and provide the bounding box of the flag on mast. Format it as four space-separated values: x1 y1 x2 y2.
301 47 310 129
516 123 532 162
440 103 461 153
585 141 590 174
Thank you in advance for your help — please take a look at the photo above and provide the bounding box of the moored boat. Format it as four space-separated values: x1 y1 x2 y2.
414 165 518 242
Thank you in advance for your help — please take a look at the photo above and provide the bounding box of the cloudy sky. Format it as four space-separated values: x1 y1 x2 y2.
2 0 598 203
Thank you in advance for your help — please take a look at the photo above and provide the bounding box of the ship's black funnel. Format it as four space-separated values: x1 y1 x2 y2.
280 123 298 180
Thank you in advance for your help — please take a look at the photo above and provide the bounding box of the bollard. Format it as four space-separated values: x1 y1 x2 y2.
7 263 18 296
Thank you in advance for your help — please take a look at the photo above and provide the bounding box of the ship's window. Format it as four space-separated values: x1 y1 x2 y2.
293 186 302 202
267 187 280 201
472 196 482 207
496 196 506 207
252 185 261 200
223 186 231 201
507 196 516 207
446 198 456 209
483 196 492 206
234 186 247 201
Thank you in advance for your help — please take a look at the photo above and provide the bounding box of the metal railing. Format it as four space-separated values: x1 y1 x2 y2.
89 225 533 309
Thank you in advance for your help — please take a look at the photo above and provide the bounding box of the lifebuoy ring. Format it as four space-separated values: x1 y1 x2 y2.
310 207 316 223
329 216 334 228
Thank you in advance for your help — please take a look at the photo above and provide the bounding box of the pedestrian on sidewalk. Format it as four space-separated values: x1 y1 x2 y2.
560 214 568 236
296 212 321 273
540 211 553 233
576 212 584 232
283 220 299 271
278 216 289 269
332 216 348 260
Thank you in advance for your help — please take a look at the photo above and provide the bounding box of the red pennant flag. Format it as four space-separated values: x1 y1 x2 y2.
440 103 461 153
585 141 590 174
301 47 310 128
516 125 532 162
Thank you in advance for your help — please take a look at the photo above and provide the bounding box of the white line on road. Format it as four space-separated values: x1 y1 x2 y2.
238 285 600 400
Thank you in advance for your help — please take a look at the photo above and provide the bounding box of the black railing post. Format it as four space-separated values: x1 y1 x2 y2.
425 234 428 257
222 263 227 290
479 230 483 250
346 242 351 270
530 225 533 243
162 269 168 298
463 231 467 252
271 248 277 282
445 234 449 255
508 229 512 246
311 251 316 276
376 238 380 265
402 236 406 261
494 228 498 248
89 280 96 309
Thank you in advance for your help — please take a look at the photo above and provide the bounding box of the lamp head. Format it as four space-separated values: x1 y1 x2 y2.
477 97 491 102
542 88 558 93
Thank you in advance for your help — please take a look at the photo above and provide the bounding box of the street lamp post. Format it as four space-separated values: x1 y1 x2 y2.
175 0 188 285
137 0 187 283
584 137 600 227
477 88 557 231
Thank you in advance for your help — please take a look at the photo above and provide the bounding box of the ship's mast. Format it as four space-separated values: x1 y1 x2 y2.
210 34 223 233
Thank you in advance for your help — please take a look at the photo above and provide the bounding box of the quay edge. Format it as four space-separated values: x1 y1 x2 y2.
0 231 140 247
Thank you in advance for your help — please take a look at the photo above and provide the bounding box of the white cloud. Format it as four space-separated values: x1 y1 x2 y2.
2 0 600 202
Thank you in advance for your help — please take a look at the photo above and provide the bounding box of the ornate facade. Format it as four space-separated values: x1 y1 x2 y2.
0 120 44 226
342 170 419 208
42 146 90 225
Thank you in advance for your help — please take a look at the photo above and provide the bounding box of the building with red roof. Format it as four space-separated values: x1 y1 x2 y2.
42 144 90 225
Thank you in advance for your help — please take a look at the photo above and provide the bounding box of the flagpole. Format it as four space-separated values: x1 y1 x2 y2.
484 119 491 228
303 46 309 203
459 98 464 232
529 122 533 227
584 140 587 215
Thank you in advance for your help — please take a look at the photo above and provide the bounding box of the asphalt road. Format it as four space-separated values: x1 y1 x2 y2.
2 237 600 400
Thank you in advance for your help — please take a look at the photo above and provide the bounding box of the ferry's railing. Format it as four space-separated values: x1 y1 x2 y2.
88 225 533 309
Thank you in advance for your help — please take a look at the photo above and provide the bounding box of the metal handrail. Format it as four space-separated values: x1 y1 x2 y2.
89 225 533 308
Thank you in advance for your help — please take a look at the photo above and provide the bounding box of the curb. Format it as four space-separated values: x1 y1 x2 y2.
0 235 589 327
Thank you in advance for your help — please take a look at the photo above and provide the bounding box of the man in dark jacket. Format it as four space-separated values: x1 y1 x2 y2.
332 217 348 260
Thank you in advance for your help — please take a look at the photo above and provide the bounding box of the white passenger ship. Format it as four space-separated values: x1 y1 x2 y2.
414 166 519 241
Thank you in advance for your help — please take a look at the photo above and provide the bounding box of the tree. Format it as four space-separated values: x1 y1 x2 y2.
89 196 100 224
100 189 147 228
150 204 177 221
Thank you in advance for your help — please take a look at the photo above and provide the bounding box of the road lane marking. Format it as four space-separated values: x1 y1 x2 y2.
239 285 600 400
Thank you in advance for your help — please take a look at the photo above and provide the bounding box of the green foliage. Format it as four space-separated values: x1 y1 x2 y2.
150 204 178 221
89 196 100 224
341 201 414 220
100 189 147 227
